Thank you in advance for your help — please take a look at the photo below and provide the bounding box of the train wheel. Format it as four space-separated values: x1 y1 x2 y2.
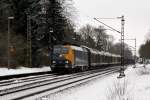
81 66 84 71
85 66 88 71
80 66 87 71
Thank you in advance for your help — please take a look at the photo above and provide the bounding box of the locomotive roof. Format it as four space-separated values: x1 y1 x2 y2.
54 45 87 52
70 45 88 52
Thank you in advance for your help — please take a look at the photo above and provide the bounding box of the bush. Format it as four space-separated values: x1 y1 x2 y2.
106 80 133 100
137 67 150 75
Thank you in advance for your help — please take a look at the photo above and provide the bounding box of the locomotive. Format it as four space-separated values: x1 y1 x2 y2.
50 45 121 72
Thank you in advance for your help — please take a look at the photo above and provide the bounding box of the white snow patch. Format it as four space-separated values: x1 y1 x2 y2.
0 66 51 76
43 64 150 100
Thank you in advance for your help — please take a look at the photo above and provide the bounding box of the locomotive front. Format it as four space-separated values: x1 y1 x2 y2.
51 45 74 71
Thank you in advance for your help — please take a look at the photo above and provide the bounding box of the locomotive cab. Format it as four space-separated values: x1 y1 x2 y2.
51 45 89 72
51 45 74 71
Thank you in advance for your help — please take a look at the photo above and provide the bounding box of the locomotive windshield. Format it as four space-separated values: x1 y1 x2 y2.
53 46 69 54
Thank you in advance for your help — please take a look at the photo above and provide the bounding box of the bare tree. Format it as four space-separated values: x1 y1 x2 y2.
139 30 150 59
111 42 133 59
78 24 95 48
145 30 150 41
94 26 109 51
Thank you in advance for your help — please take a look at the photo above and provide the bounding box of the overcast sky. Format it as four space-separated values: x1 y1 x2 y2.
73 0 150 55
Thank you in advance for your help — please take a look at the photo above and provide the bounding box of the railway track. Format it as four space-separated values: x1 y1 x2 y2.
0 66 120 100
0 71 51 81
0 73 57 87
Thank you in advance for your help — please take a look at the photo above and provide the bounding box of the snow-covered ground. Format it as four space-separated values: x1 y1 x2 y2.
1 64 150 100
0 66 51 76
42 64 150 100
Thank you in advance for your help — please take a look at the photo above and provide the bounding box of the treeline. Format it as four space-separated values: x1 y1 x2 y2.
72 24 133 59
139 40 150 59
0 0 75 67
139 31 150 63
0 0 133 68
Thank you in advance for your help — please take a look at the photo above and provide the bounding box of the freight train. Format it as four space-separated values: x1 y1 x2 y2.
50 45 121 72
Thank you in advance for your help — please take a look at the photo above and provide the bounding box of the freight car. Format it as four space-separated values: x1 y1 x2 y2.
50 45 121 72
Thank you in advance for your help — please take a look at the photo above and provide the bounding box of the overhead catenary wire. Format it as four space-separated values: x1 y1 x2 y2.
93 18 121 34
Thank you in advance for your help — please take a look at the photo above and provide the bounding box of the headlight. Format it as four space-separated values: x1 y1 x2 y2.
65 60 69 64
52 61 56 64
59 54 63 57
65 65 69 68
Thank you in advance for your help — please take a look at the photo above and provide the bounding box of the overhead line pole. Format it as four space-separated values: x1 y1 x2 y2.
94 16 125 78
27 12 32 67
8 17 14 68
120 16 125 77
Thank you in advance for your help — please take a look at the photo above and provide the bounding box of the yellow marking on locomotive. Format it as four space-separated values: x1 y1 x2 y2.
63 45 74 65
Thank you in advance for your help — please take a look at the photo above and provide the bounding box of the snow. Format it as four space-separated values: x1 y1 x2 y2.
44 64 150 100
1 64 150 100
0 66 51 76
